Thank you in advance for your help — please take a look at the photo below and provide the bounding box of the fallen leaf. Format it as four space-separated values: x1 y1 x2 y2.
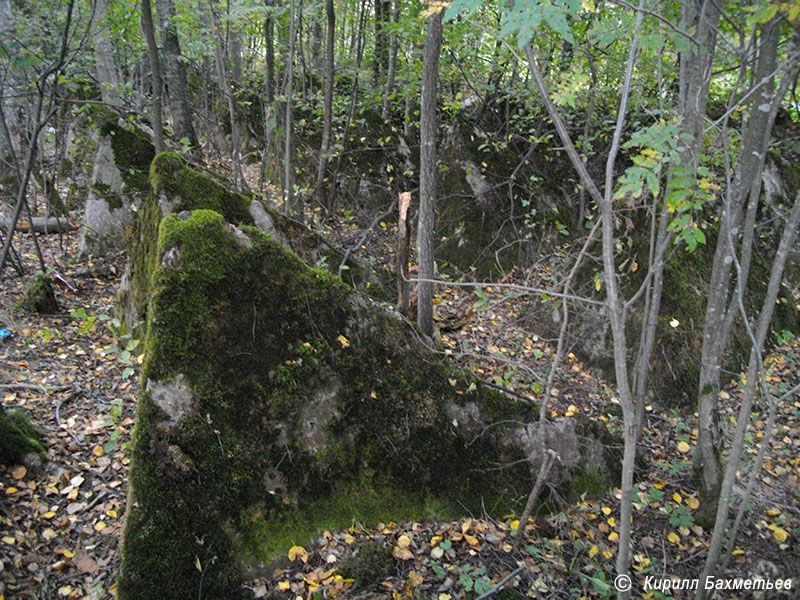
773 527 788 542
677 441 690 453
336 335 350 348
397 534 411 548
687 497 699 509
11 465 27 480
667 531 680 544
75 553 99 574
288 545 308 563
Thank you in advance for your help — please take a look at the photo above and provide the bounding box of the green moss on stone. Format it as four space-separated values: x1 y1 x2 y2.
16 272 59 314
0 408 46 464
98 119 154 193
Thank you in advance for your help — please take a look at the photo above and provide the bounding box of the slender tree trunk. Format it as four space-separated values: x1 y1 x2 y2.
695 16 784 498
315 0 335 207
93 0 123 108
696 189 800 599
416 6 443 338
283 0 297 216
380 0 398 120
210 0 244 190
155 0 200 151
140 0 164 153
264 0 275 104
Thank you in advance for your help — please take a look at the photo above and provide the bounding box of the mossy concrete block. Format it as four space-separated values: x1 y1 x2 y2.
119 209 546 599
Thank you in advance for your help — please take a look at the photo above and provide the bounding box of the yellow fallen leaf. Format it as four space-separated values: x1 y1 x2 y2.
608 532 619 542
677 441 690 453
408 570 424 587
11 465 27 480
344 534 355 544
667 531 680 544
653 481 665 490
397 534 411 548
337 335 350 348
464 534 479 547
439 594 452 600
278 581 291 591
94 521 107 532
673 492 682 504
288 545 308 563
687 497 699 509
106 509 118 518
607 517 616 527
2 536 15 545
195 556 202 572
588 544 599 557
601 506 612 515
93 445 104 457
393 546 413 560
43 511 56 519
766 508 781 517
431 546 444 559
773 527 788 542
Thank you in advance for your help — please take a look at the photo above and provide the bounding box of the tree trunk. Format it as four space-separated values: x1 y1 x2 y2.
416 7 443 338
380 0 398 120
695 16 784 498
140 0 164 153
315 0 335 207
264 0 275 104
92 0 123 108
210 0 244 190
155 0 200 152
283 0 297 217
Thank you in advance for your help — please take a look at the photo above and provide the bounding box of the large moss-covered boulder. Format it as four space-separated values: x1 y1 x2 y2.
119 210 532 598
118 156 620 599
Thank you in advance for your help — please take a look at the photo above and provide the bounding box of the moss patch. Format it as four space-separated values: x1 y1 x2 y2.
0 408 46 464
16 272 59 314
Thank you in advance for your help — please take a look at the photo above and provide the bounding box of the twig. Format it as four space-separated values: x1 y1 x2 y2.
475 565 527 600
514 448 558 545
54 388 83 447
338 199 396 278
82 490 108 513
478 381 535 404
0 383 72 393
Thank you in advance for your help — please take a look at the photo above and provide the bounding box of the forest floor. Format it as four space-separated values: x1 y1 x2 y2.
1 214 799 599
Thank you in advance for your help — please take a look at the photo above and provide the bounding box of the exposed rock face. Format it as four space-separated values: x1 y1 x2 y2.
77 121 154 256
118 154 620 600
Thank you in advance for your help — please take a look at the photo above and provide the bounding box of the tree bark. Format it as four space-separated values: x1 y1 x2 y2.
92 0 123 108
283 0 297 217
380 0 398 120
416 6 443 338
155 0 200 152
695 16 784 498
315 0 334 207
264 0 275 104
140 0 164 153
